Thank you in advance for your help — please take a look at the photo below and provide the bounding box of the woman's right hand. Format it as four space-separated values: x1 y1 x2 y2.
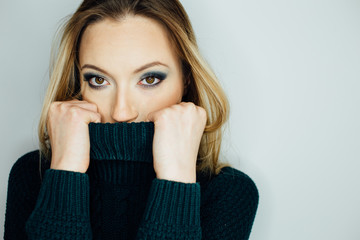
47 100 101 173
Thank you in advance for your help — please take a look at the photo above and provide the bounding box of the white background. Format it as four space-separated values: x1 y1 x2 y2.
1 0 359 239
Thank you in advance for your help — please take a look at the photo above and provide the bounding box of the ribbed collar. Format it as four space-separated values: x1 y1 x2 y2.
86 122 156 184
86 121 210 185
88 122 154 162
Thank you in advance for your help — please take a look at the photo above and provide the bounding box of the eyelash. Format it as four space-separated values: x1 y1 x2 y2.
82 72 167 90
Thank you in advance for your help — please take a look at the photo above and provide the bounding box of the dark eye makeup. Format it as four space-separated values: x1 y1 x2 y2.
82 71 167 90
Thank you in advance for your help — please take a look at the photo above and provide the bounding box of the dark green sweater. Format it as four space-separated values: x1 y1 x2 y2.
4 122 259 239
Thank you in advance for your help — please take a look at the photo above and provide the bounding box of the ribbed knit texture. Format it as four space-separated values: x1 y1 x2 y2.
25 170 92 240
4 122 259 239
88 122 154 162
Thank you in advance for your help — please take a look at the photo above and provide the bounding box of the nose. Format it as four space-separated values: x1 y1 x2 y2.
111 90 138 123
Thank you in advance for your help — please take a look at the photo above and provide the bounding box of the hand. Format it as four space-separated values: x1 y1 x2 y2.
47 100 101 173
147 102 207 183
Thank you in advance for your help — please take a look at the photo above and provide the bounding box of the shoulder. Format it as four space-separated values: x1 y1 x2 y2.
10 150 40 171
199 167 259 238
8 150 49 190
202 166 259 207
5 151 50 238
217 167 258 190
10 150 40 177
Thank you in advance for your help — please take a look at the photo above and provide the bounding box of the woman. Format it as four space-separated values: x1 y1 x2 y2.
4 0 259 239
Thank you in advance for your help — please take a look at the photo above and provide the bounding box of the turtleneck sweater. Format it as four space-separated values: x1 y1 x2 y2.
4 122 259 239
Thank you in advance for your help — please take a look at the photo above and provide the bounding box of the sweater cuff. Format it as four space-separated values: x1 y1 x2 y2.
142 178 201 226
33 169 90 217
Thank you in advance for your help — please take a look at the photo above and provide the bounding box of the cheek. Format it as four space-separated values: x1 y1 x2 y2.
138 81 183 116
81 88 112 121
94 98 111 118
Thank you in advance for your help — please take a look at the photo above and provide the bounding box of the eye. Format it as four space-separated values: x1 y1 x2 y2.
83 73 109 89
138 72 167 88
89 76 108 86
139 76 161 86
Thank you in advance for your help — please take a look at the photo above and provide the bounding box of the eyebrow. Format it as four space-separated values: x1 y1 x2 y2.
81 61 169 76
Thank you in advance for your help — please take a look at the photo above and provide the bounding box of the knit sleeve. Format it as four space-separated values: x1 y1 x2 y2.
4 153 41 239
136 178 202 239
25 169 93 240
136 167 259 240
200 168 259 239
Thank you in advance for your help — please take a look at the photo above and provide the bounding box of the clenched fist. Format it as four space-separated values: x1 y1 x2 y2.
147 102 207 183
47 100 101 173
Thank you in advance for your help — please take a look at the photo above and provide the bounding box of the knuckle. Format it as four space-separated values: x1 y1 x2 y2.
91 103 98 112
159 109 172 120
49 102 62 116
185 102 196 112
49 102 57 112
197 107 207 122
68 106 80 117
161 108 170 117
59 102 68 111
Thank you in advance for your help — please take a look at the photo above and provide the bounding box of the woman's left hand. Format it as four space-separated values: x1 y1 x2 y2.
147 102 207 183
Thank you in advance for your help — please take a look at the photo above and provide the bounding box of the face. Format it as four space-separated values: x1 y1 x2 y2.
79 16 184 123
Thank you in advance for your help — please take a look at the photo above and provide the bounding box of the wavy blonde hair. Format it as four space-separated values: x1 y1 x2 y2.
38 0 231 178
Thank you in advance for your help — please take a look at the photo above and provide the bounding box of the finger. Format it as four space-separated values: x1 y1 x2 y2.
70 99 99 113
146 108 162 122
77 102 99 113
179 101 193 106
146 111 156 122
83 109 102 123
198 107 208 127
56 100 99 113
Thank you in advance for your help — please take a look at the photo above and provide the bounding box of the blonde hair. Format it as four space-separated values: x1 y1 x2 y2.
38 0 231 178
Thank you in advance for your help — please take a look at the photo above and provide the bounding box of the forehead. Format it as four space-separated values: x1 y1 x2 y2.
79 16 178 70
